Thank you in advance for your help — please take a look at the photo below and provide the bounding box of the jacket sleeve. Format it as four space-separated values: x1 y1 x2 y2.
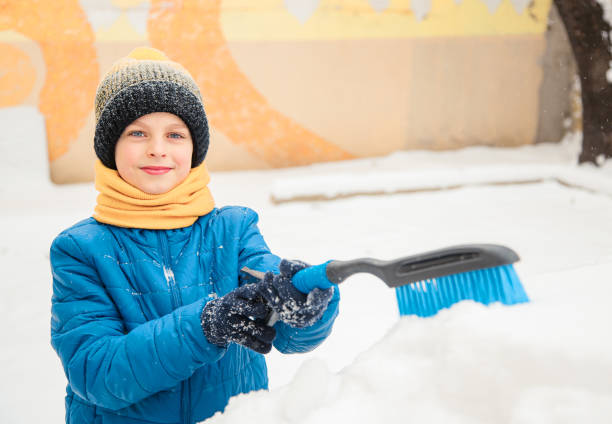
235 208 340 354
50 232 226 411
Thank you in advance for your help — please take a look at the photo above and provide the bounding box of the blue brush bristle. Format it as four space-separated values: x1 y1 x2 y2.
395 264 529 317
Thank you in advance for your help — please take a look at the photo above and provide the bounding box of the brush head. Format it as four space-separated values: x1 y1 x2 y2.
395 263 529 317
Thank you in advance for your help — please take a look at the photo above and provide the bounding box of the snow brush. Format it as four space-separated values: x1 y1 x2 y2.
242 244 528 320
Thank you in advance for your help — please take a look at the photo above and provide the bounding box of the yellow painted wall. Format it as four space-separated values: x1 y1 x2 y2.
0 0 555 183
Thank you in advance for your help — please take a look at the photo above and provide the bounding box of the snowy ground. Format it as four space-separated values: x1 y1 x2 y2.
1 106 611 423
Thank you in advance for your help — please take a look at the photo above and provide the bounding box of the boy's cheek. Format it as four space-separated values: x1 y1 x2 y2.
116 144 144 170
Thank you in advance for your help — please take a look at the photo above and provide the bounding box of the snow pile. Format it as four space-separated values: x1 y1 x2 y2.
270 133 612 203
207 265 612 423
270 163 612 203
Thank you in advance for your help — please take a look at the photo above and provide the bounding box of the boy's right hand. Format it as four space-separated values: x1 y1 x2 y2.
259 259 334 328
200 284 276 354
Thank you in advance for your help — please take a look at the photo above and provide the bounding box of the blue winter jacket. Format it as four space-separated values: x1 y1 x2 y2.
50 206 340 424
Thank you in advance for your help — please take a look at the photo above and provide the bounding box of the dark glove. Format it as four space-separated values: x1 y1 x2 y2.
259 259 334 328
201 283 276 354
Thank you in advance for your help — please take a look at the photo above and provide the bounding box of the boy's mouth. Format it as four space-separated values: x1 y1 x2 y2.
141 166 172 175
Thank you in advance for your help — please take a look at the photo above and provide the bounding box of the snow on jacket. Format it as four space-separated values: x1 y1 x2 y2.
50 206 340 424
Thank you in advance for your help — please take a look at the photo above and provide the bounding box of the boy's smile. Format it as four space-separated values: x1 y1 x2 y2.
141 166 172 175
115 112 194 195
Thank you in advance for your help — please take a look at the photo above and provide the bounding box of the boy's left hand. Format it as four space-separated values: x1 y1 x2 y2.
259 259 334 328
201 284 276 354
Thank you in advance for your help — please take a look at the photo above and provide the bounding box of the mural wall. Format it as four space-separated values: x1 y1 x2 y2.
0 0 563 183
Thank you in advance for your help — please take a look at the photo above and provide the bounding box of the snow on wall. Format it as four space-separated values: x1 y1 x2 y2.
411 0 432 21
281 0 538 22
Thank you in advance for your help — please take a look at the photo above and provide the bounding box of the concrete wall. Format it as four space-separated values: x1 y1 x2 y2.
535 2 577 144
0 0 574 183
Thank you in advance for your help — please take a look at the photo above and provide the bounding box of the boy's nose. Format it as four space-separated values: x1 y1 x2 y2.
146 137 167 158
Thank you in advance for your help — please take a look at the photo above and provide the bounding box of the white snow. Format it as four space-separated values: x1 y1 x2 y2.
284 0 321 24
368 0 390 13
1 106 612 423
78 0 123 33
410 0 432 21
510 0 531 15
482 0 503 14
269 132 612 202
596 0 612 29
209 267 612 424
594 0 612 83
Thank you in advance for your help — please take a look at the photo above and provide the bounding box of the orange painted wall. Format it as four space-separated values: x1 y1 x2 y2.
0 0 98 164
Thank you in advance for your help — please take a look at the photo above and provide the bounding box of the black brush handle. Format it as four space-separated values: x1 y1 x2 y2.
324 244 519 288
325 258 387 283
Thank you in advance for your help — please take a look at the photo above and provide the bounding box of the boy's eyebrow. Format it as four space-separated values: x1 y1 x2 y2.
124 121 188 130
165 122 189 129
125 121 146 128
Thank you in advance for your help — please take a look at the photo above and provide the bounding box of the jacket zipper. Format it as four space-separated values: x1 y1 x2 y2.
157 232 191 424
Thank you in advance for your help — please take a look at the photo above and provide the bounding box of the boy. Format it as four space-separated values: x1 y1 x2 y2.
50 47 339 424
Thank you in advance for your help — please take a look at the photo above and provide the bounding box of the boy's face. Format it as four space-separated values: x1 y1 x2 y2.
115 112 194 195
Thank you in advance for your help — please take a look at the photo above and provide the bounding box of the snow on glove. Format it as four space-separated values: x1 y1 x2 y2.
259 259 334 328
201 283 276 354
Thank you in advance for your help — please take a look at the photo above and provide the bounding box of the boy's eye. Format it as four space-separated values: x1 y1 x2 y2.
128 130 145 137
168 132 185 139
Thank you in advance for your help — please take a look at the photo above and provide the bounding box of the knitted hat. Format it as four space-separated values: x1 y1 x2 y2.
94 47 209 170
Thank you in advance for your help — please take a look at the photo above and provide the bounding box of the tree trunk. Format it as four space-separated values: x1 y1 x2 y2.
554 0 612 164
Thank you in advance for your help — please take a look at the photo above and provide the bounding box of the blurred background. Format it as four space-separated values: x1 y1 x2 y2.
1 0 578 182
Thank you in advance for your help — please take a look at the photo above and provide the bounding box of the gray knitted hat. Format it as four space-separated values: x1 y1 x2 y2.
94 47 209 170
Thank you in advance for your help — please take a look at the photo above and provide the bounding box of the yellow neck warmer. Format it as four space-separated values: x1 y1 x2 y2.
93 160 215 229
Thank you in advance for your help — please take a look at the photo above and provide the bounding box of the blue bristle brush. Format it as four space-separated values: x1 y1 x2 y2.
244 244 528 322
